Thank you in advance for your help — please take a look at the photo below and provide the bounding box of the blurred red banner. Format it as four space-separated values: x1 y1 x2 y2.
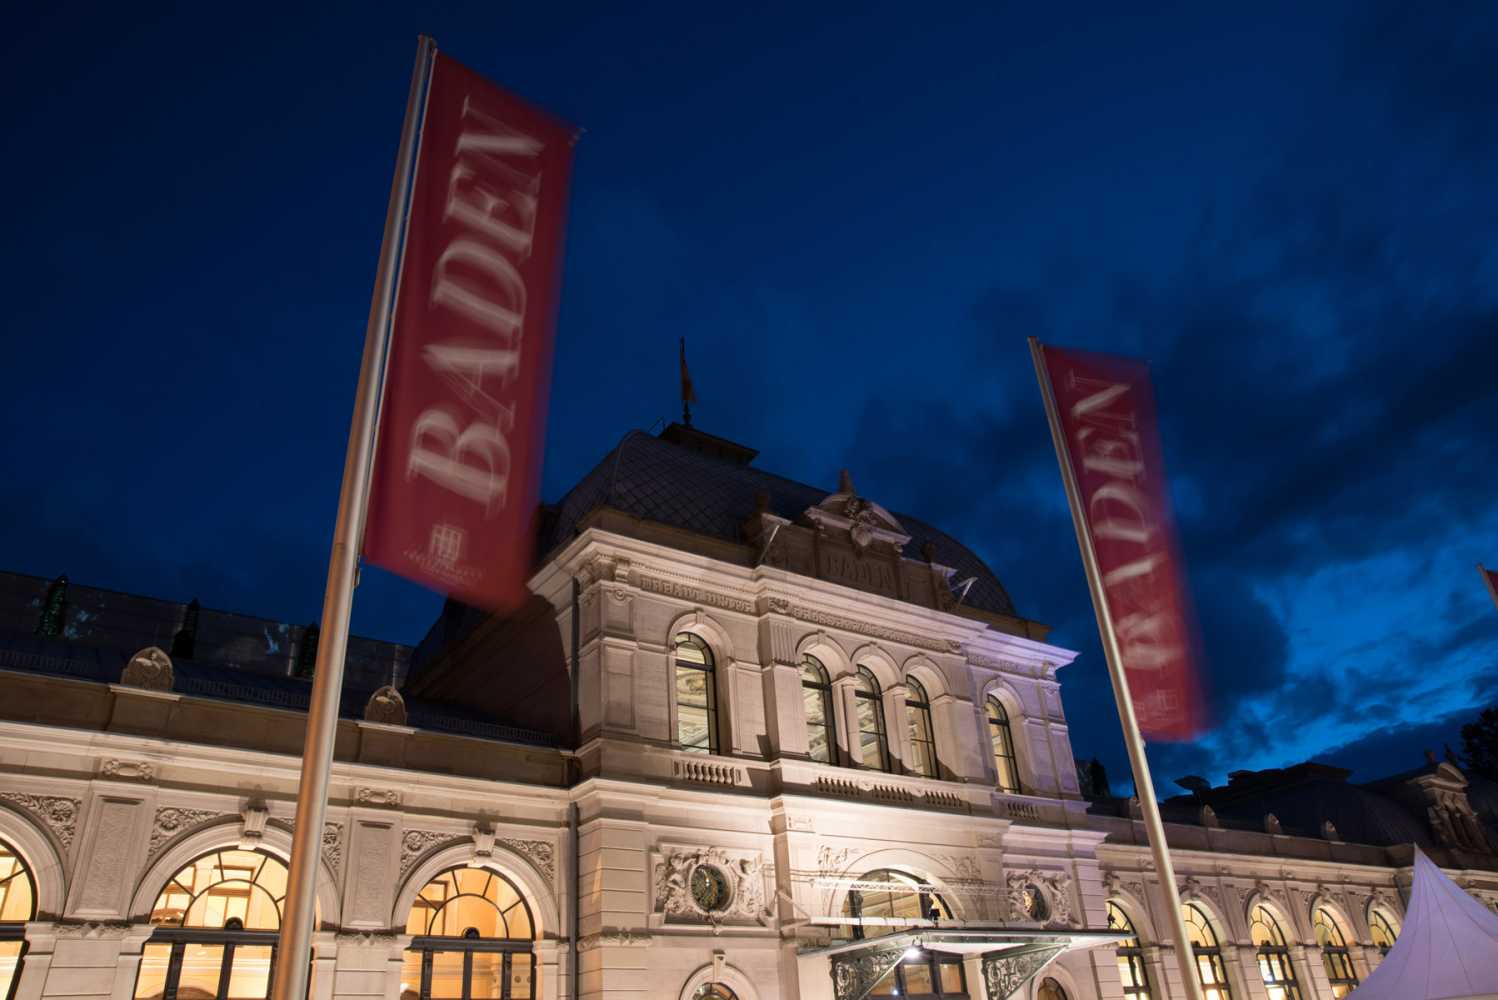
364 53 576 611
1482 565 1498 613
1041 345 1206 739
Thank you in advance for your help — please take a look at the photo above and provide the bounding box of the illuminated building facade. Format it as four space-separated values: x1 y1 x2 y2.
1 424 1496 1000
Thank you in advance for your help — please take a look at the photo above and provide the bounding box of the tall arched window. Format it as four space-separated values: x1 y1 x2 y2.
854 668 889 772
673 633 718 754
1037 980 1068 1000
690 987 737 1000
801 656 834 764
133 849 289 1000
1182 904 1232 1000
986 697 1020 793
842 870 952 942
905 678 938 778
1106 901 1152 999
1249 904 1302 1000
401 867 536 1000
0 840 36 1000
1368 908 1399 957
1313 906 1359 997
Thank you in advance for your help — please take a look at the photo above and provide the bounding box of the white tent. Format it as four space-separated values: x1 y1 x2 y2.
1350 849 1498 999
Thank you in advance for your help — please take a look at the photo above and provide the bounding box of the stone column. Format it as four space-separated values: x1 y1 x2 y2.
12 923 56 1000
885 684 910 775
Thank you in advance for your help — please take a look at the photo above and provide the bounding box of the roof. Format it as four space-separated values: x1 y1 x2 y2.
541 428 1017 617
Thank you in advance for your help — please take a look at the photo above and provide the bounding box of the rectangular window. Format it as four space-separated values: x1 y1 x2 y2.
675 665 717 753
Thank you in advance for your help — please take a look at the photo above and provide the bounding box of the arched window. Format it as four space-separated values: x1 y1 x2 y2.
673 633 718 754
1313 906 1359 997
690 987 737 1000
986 697 1020 793
1249 904 1302 999
1 840 36 1000
1037 978 1068 1000
1182 904 1232 1000
842 869 951 941
401 867 536 1000
801 656 834 764
905 679 938 778
1368 908 1399 957
1106 901 1152 999
133 849 289 1000
854 667 890 772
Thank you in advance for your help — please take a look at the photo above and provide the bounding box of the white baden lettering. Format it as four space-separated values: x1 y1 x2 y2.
406 406 515 510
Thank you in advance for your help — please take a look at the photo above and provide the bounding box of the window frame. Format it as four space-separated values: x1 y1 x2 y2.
985 697 1021 793
672 632 719 754
800 656 835 764
865 949 966 998
1368 908 1398 956
1181 903 1233 1000
402 867 537 1000
1248 903 1302 1000
854 667 890 772
1313 906 1359 997
0 839 36 1000
904 678 938 778
1106 900 1153 999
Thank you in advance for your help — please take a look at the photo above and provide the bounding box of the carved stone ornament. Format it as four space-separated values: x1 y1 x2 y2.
1004 870 1075 929
654 846 770 927
577 928 651 951
638 574 754 615
121 646 174 691
238 801 270 850
1265 813 1283 834
982 945 1065 1000
500 838 557 889
283 818 345 879
818 846 854 876
0 792 82 850
53 921 135 939
832 944 907 1000
363 686 407 726
101 759 155 782
761 600 961 655
935 854 984 883
1322 819 1341 841
147 807 224 861
399 829 458 878
354 787 402 809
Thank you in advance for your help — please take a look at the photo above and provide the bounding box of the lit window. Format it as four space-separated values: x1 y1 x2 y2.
842 870 952 942
1368 908 1399 956
905 678 938 778
801 656 834 764
1182 904 1233 1000
402 867 536 1000
691 986 738 1000
854 668 890 772
986 697 1020 793
863 948 966 998
1107 901 1152 999
1037 978 1069 1000
1249 904 1302 1000
0 839 36 1000
673 633 718 754
1313 906 1359 997
134 849 291 1000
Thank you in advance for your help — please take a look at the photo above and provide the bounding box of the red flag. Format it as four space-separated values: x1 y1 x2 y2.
1039 344 1206 739
364 52 576 611
1481 565 1498 614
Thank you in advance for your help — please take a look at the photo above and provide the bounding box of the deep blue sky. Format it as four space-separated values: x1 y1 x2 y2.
4 2 1496 790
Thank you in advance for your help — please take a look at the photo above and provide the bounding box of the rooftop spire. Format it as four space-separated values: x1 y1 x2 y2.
839 468 855 494
679 337 698 426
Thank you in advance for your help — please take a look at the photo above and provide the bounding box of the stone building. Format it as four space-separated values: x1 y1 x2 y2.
1 422 1496 1000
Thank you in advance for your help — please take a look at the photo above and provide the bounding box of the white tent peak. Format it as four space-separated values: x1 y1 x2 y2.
1350 848 1498 999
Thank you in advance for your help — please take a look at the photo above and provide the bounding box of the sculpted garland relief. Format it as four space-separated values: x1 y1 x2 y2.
653 846 771 927
0 792 82 850
1004 870 1075 929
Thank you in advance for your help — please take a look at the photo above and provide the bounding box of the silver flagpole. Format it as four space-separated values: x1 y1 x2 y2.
270 34 437 1000
1028 337 1206 1000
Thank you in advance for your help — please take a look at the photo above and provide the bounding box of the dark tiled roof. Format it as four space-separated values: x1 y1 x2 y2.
543 430 1016 616
0 635 556 748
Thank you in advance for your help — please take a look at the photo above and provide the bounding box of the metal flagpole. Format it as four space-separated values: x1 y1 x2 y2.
1027 337 1206 1000
270 35 437 1000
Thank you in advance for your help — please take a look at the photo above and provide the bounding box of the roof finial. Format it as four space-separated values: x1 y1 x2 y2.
679 337 697 426
838 468 855 495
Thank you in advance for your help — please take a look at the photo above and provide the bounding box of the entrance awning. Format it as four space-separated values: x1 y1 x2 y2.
801 926 1127 1000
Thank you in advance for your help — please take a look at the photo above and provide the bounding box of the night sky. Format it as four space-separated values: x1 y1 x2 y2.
4 3 1496 792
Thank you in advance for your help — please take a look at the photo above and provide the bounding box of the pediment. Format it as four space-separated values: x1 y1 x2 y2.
802 469 910 553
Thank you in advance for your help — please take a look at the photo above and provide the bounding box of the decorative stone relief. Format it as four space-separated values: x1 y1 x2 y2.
935 854 983 882
364 686 407 725
284 818 346 879
399 829 457 878
653 846 770 927
982 945 1065 1000
1322 820 1341 841
53 921 134 939
355 787 402 808
121 647 173 691
499 838 557 889
0 792 81 850
100 759 155 782
818 846 853 876
1004 870 1075 929
78 798 137 913
832 944 907 1000
147 807 224 861
787 815 814 832
239 801 269 851
577 928 651 951
1265 813 1283 834
335 931 397 946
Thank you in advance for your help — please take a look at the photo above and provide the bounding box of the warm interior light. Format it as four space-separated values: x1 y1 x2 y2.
902 947 924 960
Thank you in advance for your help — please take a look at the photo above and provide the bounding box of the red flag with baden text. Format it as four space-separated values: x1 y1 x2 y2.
363 52 577 611
1039 344 1206 739
1482 565 1498 614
